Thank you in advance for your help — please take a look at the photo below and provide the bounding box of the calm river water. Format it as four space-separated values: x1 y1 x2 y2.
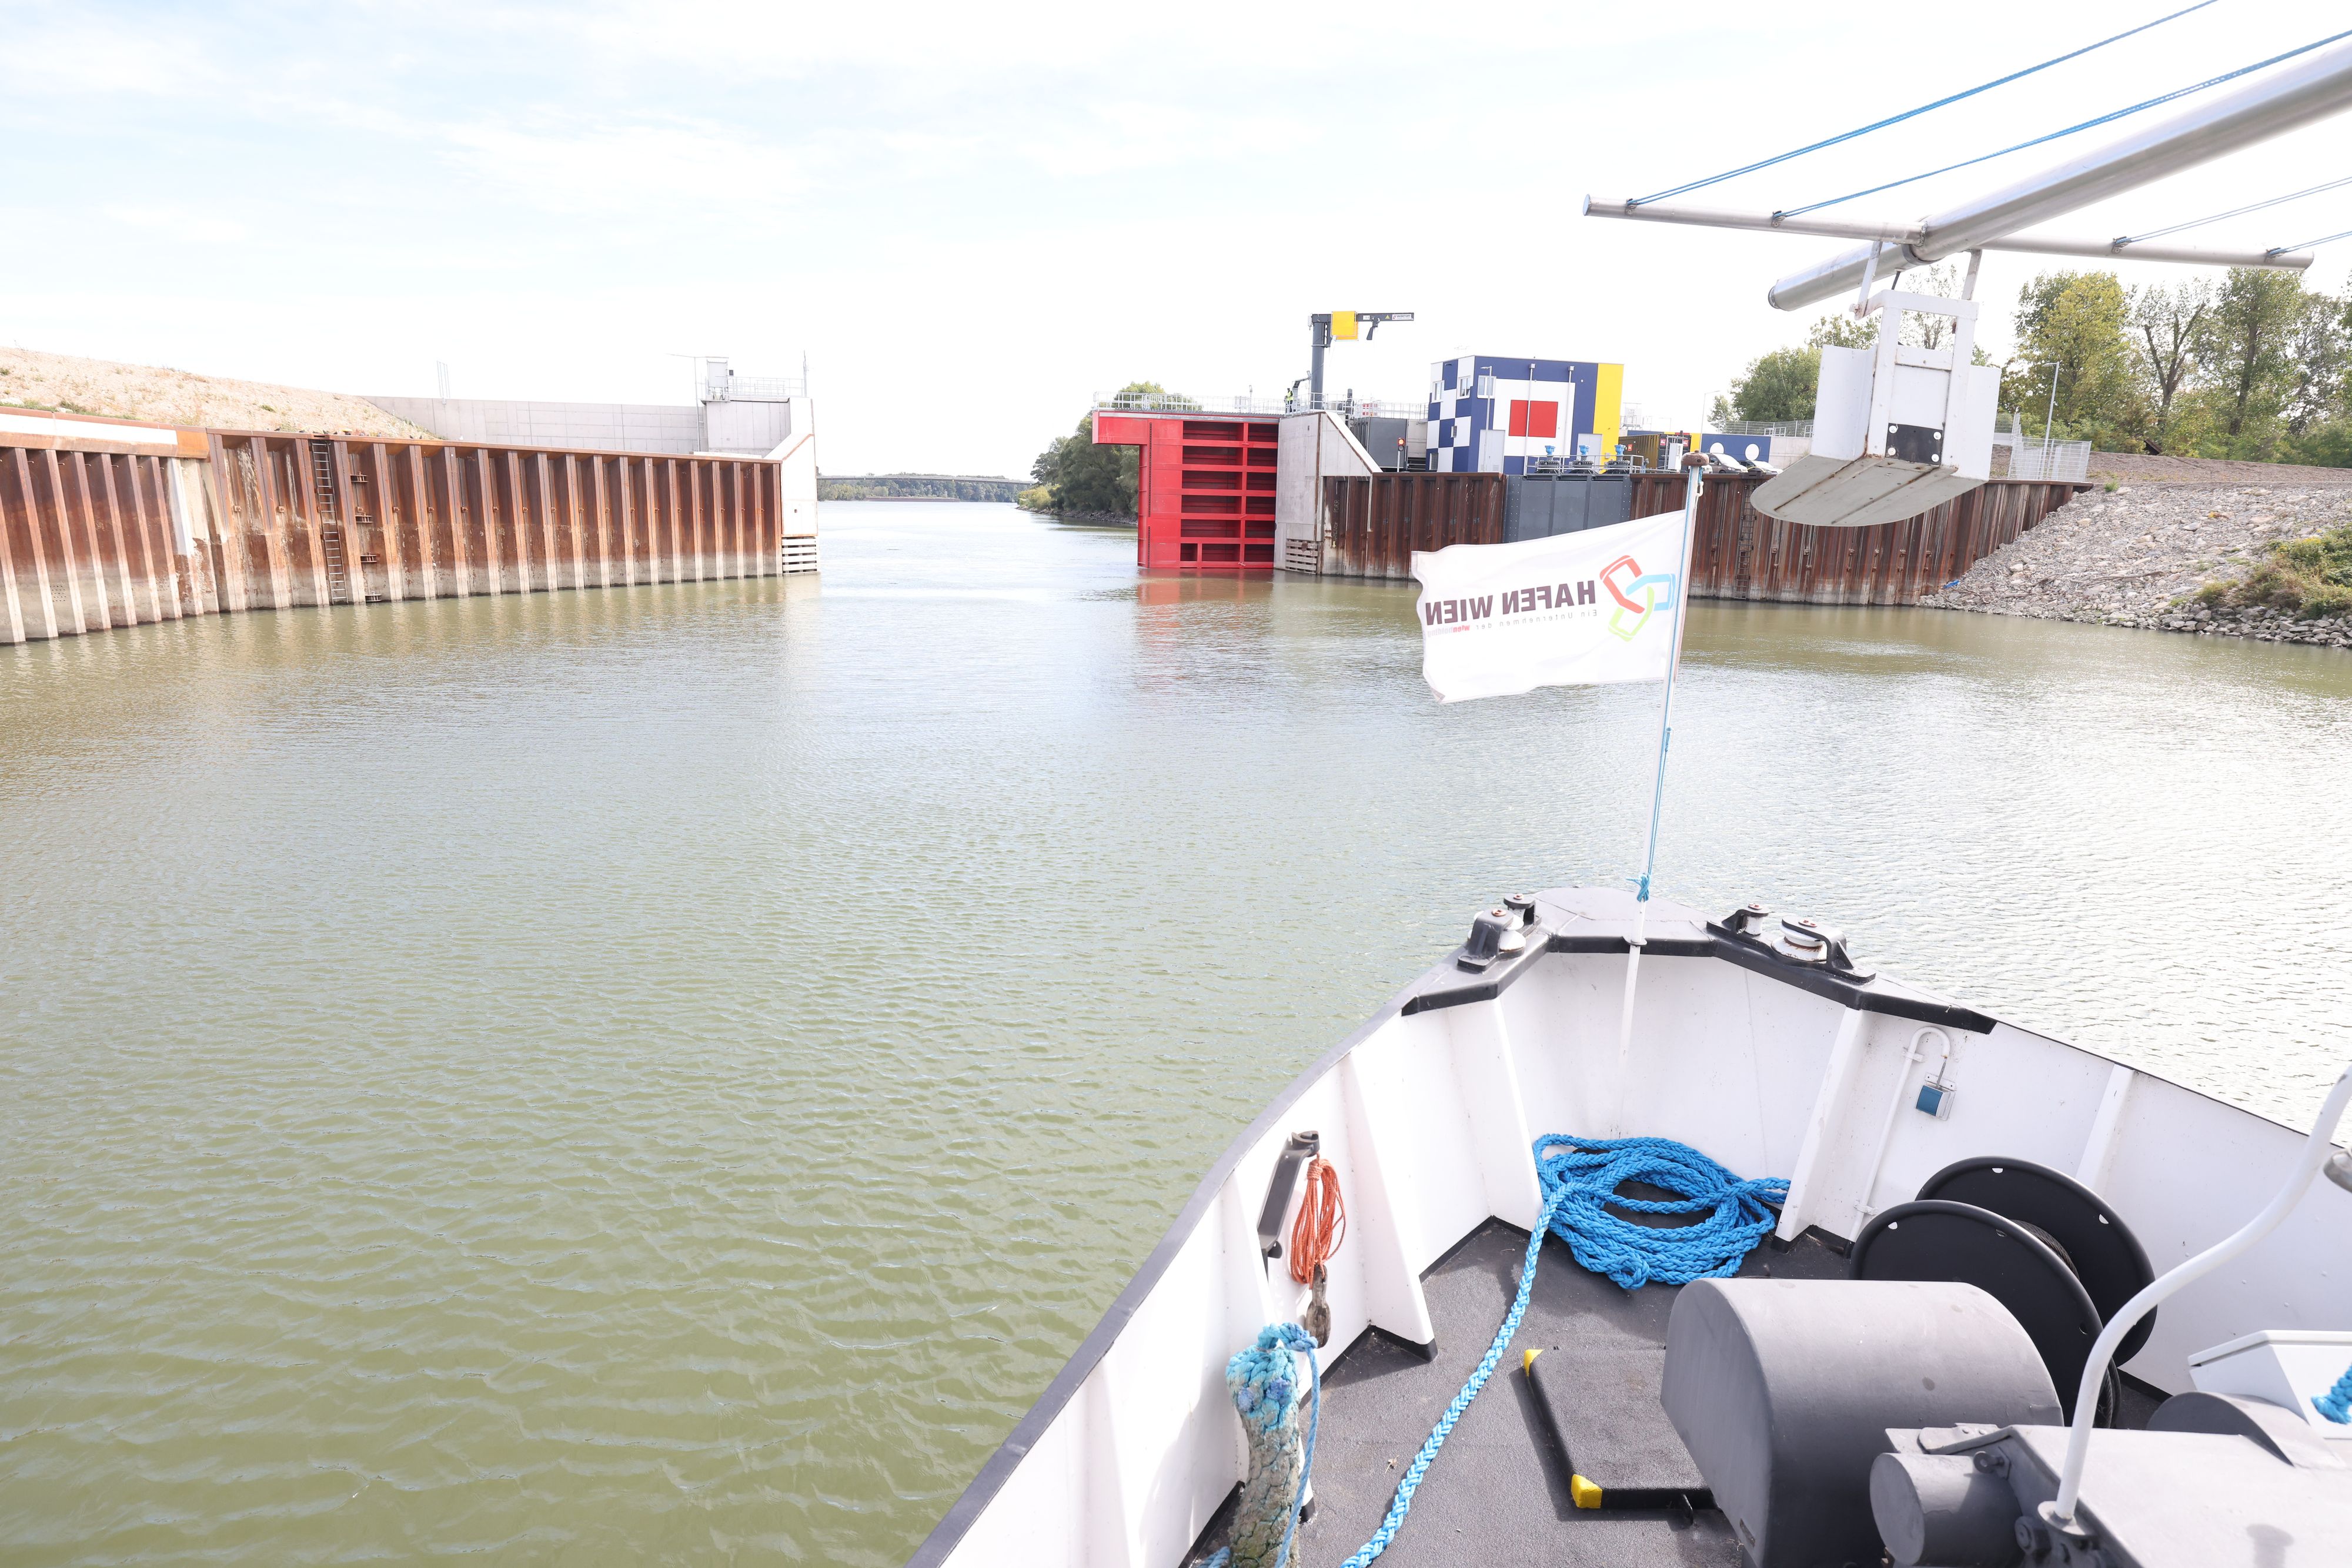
5 500 2351 1564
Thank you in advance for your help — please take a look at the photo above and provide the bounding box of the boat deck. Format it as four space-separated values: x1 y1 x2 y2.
1190 1216 2154 1567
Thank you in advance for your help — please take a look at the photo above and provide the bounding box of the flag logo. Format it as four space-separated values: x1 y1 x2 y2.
1601 554 1678 642
1411 508 1687 703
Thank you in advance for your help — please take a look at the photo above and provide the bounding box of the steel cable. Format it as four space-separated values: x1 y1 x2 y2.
2114 172 2352 243
1778 26 2352 219
1628 2 2217 208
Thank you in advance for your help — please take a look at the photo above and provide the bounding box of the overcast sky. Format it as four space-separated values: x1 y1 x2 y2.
4 1 2348 474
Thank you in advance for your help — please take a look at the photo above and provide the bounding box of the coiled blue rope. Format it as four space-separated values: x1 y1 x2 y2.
2315 1361 2352 1425
1331 1134 1784 1567
1533 1134 1789 1289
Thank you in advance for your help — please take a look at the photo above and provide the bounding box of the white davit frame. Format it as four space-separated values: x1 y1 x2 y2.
1749 287 2001 530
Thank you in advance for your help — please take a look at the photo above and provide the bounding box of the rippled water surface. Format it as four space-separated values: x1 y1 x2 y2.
5 501 2351 1564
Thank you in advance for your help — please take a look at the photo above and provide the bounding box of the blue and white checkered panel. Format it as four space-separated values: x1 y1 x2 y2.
1428 353 1607 473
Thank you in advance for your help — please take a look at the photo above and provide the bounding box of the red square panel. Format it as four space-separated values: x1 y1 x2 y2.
1507 400 1560 439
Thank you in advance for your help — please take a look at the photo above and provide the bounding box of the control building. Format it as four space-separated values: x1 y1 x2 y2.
1424 355 1623 474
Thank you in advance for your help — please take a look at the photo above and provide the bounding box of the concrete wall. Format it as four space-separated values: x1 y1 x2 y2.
1275 411 1381 573
366 397 704 455
771 397 817 541
703 399 793 456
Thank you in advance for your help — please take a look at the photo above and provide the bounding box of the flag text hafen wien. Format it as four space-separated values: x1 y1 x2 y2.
1421 581 1599 626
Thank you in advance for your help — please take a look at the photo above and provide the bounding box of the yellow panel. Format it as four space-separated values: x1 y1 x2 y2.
1331 310 1358 341
1592 363 1624 459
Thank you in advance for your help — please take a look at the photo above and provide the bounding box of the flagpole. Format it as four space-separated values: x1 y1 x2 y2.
1614 453 1706 1135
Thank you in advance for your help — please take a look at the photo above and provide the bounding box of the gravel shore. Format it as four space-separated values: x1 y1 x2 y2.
1922 474 2352 648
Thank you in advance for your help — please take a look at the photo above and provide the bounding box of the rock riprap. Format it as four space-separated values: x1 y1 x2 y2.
1923 482 2352 648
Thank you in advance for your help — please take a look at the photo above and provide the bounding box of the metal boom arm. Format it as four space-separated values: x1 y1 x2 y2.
1580 198 2313 274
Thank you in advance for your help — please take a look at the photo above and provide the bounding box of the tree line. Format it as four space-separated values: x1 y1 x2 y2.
1018 382 1183 520
1713 263 2352 466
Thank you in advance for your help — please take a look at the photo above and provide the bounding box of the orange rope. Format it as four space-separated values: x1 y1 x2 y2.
1288 1156 1347 1285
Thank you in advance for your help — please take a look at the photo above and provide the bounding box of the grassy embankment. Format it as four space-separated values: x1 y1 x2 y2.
2199 521 2352 618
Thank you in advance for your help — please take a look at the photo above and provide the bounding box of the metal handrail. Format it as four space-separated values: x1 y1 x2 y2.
1092 390 1426 419
704 376 807 402
1715 419 1815 437
1989 431 2093 481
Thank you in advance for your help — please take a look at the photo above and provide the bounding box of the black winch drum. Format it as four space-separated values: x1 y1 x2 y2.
1915 1155 2157 1360
1849 1198 2108 1420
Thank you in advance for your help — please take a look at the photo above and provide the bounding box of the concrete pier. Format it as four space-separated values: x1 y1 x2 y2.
0 413 815 643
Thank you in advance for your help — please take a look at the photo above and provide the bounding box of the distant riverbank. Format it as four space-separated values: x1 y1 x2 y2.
819 473 1025 502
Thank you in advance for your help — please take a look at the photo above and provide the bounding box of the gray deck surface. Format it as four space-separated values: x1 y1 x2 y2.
1188 1218 1849 1568
1184 1214 2163 1567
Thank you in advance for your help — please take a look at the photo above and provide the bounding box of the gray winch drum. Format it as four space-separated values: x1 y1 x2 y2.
1660 1278 2062 1568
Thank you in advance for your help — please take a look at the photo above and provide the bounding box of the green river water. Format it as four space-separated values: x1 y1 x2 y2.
5 500 2350 1564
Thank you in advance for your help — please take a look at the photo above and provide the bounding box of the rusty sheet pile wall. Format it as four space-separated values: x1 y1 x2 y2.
1322 472 1505 580
0 446 198 643
1320 472 2085 603
0 430 804 644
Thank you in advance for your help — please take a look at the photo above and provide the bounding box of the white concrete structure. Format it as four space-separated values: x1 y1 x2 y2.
769 394 818 571
370 359 809 458
1274 411 1381 573
365 396 704 454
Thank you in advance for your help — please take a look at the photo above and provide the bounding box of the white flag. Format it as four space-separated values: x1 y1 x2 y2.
1412 510 1688 703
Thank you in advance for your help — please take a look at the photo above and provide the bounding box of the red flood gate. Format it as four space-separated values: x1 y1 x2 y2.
1091 411 1278 570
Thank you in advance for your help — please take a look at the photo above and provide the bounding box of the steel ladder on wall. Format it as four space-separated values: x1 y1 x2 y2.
308 440 351 604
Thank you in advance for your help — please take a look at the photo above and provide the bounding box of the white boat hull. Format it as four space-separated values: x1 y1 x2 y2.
908 888 2352 1567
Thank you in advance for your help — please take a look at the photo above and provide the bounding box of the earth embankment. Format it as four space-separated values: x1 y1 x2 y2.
1 346 429 438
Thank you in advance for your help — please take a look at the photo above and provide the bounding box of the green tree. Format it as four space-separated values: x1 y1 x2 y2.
2193 266 2307 456
1807 312 1876 350
1716 345 1820 425
2000 270 2143 447
1024 381 1169 519
2128 277 2209 452
1710 307 1888 426
2284 290 2350 437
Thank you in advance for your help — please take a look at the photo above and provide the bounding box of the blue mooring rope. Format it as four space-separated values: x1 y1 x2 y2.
2315 1362 2352 1425
1327 1135 1785 1567
1533 1134 1789 1289
1335 1179 1572 1568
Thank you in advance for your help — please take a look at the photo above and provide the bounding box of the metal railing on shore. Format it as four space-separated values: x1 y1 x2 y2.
1093 390 1425 420
1715 419 1815 437
704 376 807 402
1992 434 2093 482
